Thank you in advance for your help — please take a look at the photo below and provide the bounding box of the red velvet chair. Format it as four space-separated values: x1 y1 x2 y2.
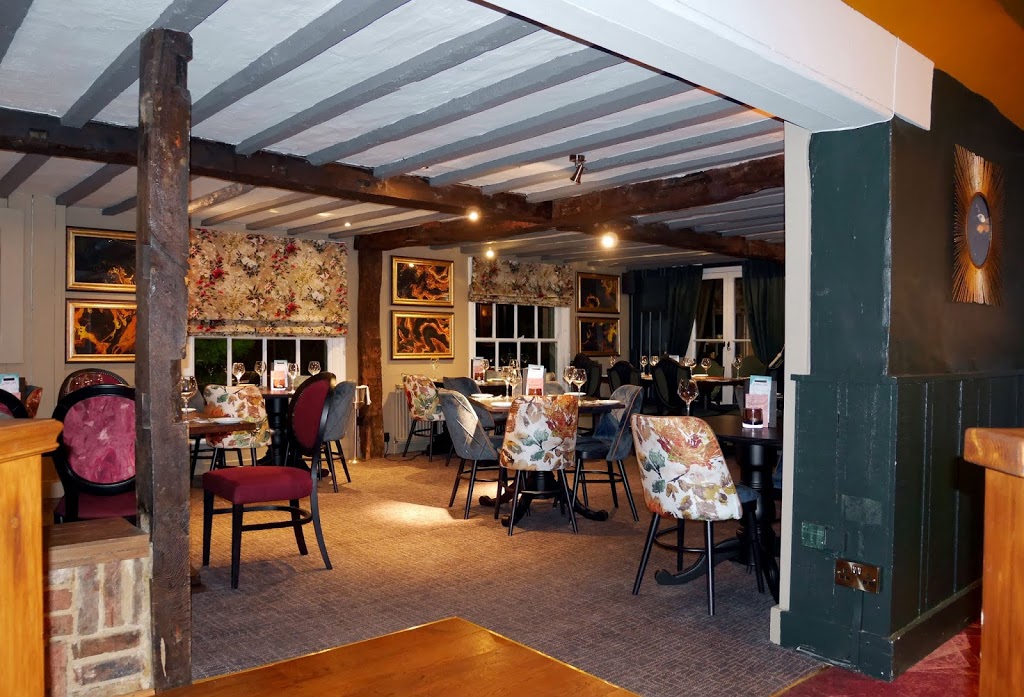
51 385 137 524
58 368 128 400
202 372 335 589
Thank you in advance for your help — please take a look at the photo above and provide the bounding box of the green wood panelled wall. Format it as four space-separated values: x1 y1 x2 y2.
780 72 1024 680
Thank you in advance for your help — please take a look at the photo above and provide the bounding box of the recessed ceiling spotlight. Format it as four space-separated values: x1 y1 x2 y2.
600 231 618 249
268 209 279 213
467 208 481 222
484 247 495 259
317 212 332 217
344 221 352 227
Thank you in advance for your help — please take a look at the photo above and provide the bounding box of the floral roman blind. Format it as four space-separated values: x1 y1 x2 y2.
187 228 349 336
469 258 574 308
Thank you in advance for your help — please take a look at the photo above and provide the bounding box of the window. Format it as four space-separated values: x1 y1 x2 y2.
691 267 752 372
189 336 339 389
473 303 561 372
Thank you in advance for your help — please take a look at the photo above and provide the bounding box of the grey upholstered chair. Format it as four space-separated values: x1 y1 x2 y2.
543 381 565 395
442 376 505 433
319 380 356 491
437 390 503 520
573 385 644 521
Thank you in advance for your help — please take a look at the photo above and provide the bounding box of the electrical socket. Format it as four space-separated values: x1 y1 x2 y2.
383 432 390 443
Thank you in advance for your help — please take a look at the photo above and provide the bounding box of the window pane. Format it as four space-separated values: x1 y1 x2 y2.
538 306 555 339
267 339 297 366
475 342 496 367
475 303 493 338
496 304 515 338
232 339 262 376
540 342 559 375
519 342 539 366
695 340 725 366
696 279 724 340
517 305 535 338
497 341 518 366
300 340 327 375
194 338 227 390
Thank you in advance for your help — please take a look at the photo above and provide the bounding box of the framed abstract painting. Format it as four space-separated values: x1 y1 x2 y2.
392 311 454 360
578 317 619 357
391 256 453 307
952 145 1004 305
67 227 136 293
576 272 620 314
67 300 137 363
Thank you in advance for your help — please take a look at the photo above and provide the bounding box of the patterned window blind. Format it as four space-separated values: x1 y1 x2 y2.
468 258 574 308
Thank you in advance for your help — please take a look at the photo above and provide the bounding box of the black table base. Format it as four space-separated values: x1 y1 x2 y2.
479 471 609 525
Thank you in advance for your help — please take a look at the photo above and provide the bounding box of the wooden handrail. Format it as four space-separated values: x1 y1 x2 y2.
0 419 62 697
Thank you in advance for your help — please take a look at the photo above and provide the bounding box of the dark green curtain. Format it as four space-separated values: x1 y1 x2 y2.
694 279 714 354
665 266 703 355
742 260 785 366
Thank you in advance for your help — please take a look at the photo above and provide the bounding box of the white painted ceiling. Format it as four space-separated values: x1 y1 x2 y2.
0 0 785 269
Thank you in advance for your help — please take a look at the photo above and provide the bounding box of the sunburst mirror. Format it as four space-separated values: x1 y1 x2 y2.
952 145 1004 305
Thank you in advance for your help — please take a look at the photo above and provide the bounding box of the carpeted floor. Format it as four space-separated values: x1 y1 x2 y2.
189 452 820 696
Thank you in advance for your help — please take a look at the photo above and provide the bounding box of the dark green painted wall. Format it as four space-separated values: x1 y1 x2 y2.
781 72 1024 679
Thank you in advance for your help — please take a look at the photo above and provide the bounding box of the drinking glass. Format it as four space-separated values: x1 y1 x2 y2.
501 365 512 398
678 378 699 416
639 355 648 376
308 361 321 376
682 356 696 370
650 355 660 370
572 367 587 394
180 375 197 414
287 362 299 388
700 357 711 373
508 368 522 397
562 366 575 393
733 357 743 374
254 361 267 386
231 362 245 385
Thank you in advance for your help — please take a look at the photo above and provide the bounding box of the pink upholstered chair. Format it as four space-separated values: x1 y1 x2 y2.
202 372 335 589
58 368 128 399
0 389 28 418
51 385 137 524
499 394 580 535
401 374 446 461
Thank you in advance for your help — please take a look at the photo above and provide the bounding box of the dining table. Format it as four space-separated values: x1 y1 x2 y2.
470 394 625 524
691 374 746 411
259 388 294 465
653 413 781 601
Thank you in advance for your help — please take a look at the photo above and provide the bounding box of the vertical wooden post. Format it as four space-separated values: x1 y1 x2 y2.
135 27 193 690
357 248 385 457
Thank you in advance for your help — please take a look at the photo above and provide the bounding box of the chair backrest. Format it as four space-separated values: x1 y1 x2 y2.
607 361 639 392
499 395 579 472
58 368 128 399
484 368 499 380
543 381 565 395
737 354 767 378
630 415 741 522
571 353 603 398
23 385 43 418
322 381 357 441
403 374 444 421
441 376 495 429
203 384 270 447
51 385 137 496
438 390 499 462
0 389 29 418
596 385 644 462
651 357 684 412
288 372 336 456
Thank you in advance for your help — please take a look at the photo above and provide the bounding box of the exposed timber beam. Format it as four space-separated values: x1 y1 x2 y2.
451 229 574 253
187 183 255 214
200 192 316 226
427 98 744 186
0 107 550 221
333 212 454 239
0 153 47 198
354 219 547 250
581 223 784 262
659 202 785 228
62 0 228 127
0 0 33 64
373 75 689 178
236 15 538 155
56 163 131 206
193 0 411 124
290 206 415 236
703 221 785 236
245 200 359 230
636 188 783 224
102 196 137 216
307 48 620 165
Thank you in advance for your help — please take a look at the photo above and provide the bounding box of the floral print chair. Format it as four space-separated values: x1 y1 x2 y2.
202 384 271 467
401 374 446 462
630 415 765 615
499 394 579 536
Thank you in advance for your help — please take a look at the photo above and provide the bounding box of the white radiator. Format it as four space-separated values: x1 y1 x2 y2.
385 387 422 450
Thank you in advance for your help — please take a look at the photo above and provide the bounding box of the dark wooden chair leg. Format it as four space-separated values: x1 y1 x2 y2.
249 447 257 465
334 441 351 482
494 467 506 521
290 498 308 555
230 504 243 589
559 471 578 533
607 461 619 508
324 444 339 493
202 490 214 566
633 513 661 594
427 423 435 462
309 458 332 570
617 460 639 522
463 460 480 520
235 449 244 467
190 437 201 479
677 520 686 572
747 506 766 594
402 423 416 457
507 471 522 536
704 521 716 615
448 458 466 507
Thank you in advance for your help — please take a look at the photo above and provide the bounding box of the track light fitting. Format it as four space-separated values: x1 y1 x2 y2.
569 154 585 184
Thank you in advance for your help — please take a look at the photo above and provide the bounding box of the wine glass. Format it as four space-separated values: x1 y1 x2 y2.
650 355 660 371
308 361 321 376
639 355 648 376
562 365 575 393
231 362 245 385
700 357 711 374
254 361 267 386
732 356 743 375
180 375 197 415
287 362 299 388
678 378 699 416
508 367 522 397
430 356 440 378
683 356 696 370
571 367 587 394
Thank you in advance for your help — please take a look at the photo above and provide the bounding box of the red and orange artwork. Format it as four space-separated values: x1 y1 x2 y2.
576 273 619 314
392 312 454 359
392 256 453 307
68 301 137 362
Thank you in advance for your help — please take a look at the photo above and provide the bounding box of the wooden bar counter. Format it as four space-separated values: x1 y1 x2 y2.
963 427 1024 697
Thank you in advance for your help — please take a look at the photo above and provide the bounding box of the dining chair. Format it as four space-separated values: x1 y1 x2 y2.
543 381 565 395
0 389 29 418
50 385 137 524
571 353 603 398
437 390 504 520
319 380 357 491
499 394 580 536
651 356 686 415
573 385 644 522
202 372 335 589
630 415 765 615
401 374 445 461
58 368 128 399
23 385 43 418
607 360 640 392
442 376 503 433
202 384 271 468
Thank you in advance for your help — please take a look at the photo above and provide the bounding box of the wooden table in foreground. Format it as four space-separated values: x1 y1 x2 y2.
963 427 1024 697
160 617 636 696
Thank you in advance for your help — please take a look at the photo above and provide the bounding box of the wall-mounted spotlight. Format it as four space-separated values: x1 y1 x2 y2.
600 231 618 249
569 154 585 184
484 247 496 259
466 208 481 222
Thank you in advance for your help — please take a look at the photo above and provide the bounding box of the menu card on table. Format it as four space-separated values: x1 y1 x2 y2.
0 373 19 398
744 375 775 428
525 364 544 396
471 357 487 381
270 369 288 391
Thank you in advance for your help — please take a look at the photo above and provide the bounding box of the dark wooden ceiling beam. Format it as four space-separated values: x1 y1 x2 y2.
0 107 551 221
354 219 548 251
187 182 255 214
581 222 784 262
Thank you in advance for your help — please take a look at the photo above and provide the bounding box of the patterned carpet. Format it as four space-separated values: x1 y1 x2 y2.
189 452 819 696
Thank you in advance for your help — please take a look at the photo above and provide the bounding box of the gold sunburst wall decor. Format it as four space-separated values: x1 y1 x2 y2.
952 145 1004 305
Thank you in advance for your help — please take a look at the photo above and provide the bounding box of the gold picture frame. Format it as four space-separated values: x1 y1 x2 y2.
578 317 619 357
391 311 454 360
391 256 454 307
576 272 620 314
67 300 137 363
952 145 1003 305
67 227 136 293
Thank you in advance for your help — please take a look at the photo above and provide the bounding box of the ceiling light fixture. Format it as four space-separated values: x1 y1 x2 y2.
466 208 481 222
569 154 586 184
484 247 496 259
600 231 618 249
344 221 351 227
317 212 332 217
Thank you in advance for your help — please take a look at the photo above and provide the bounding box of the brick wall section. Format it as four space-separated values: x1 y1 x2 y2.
45 556 153 697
